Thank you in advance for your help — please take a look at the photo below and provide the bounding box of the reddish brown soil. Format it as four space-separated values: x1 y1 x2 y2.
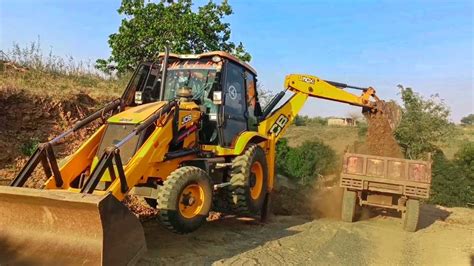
0 88 108 186
365 110 404 158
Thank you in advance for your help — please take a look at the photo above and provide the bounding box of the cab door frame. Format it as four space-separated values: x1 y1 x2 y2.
218 60 249 148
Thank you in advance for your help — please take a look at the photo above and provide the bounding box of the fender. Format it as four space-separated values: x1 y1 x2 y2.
201 131 268 156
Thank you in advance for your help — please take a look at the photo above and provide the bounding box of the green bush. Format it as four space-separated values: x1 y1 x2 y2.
293 115 306 126
291 115 327 127
276 138 337 184
357 122 368 138
461 114 474 125
430 142 474 207
276 138 290 173
20 138 40 156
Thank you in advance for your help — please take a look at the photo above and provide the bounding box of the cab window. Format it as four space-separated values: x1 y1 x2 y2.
245 72 258 130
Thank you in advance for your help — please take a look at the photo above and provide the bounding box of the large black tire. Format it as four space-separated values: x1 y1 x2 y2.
341 189 358 222
229 144 268 215
157 166 212 234
403 199 420 232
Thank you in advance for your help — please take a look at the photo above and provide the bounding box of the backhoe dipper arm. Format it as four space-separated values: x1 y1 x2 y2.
258 74 379 141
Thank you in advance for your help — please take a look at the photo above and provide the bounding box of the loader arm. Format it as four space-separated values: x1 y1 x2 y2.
258 73 378 141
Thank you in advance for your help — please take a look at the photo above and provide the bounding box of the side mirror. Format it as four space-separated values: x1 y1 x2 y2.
213 91 222 105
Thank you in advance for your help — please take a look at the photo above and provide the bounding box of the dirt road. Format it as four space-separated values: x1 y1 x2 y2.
138 205 473 265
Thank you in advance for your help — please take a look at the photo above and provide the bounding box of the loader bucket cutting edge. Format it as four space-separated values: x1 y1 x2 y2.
0 186 146 265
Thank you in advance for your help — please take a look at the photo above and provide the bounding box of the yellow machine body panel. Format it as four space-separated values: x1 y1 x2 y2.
44 125 106 190
201 131 268 156
107 101 167 124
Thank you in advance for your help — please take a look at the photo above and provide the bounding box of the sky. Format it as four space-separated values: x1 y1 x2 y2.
1 0 473 122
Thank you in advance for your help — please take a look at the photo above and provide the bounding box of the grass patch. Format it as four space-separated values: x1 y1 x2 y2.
20 138 40 156
1 40 128 99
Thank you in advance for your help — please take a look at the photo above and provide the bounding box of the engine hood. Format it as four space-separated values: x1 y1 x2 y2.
107 101 168 124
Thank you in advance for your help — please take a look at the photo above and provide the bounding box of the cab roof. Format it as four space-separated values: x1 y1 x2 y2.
159 51 257 76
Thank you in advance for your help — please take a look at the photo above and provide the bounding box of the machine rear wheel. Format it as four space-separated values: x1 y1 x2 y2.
157 166 212 234
341 189 358 222
403 199 420 232
229 144 268 215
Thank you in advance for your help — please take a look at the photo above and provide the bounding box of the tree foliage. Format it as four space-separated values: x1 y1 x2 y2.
460 114 474 125
293 115 306 126
430 142 474 207
276 138 337 184
97 0 250 73
256 83 275 109
395 87 454 159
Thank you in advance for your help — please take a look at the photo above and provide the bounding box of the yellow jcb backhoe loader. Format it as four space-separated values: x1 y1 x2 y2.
0 50 395 264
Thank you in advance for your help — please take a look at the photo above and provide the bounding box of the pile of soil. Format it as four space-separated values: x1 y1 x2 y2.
365 109 403 158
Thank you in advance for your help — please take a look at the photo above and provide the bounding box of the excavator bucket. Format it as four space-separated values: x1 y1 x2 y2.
0 186 146 265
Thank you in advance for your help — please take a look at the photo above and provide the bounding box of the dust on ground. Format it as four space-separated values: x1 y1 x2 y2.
137 204 474 265
271 175 343 219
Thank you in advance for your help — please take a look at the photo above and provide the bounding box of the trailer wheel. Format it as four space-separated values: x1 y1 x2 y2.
403 199 420 232
157 166 212 234
341 189 358 222
229 144 268 215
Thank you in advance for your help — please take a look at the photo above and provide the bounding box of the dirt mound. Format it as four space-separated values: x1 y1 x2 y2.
0 88 109 185
365 109 403 158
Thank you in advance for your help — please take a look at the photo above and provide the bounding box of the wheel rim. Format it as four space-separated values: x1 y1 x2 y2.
179 184 205 219
249 161 264 200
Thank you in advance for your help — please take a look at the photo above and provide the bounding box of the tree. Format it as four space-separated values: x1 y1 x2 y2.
461 114 474 125
394 86 455 159
256 83 275 109
96 0 251 73
293 115 307 126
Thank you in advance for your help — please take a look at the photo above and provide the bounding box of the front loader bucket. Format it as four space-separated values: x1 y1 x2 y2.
0 186 146 265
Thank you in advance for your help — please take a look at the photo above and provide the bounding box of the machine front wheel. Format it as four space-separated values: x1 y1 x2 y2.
157 166 212 234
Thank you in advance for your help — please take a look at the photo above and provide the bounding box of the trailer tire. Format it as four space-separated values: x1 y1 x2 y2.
403 199 420 232
229 144 268 215
341 189 358 222
157 166 212 234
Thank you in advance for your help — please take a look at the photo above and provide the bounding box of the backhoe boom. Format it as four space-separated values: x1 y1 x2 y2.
259 73 380 141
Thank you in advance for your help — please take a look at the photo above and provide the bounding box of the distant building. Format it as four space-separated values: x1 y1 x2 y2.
327 117 356 127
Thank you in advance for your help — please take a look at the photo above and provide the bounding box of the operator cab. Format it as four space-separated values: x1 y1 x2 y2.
122 51 262 147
